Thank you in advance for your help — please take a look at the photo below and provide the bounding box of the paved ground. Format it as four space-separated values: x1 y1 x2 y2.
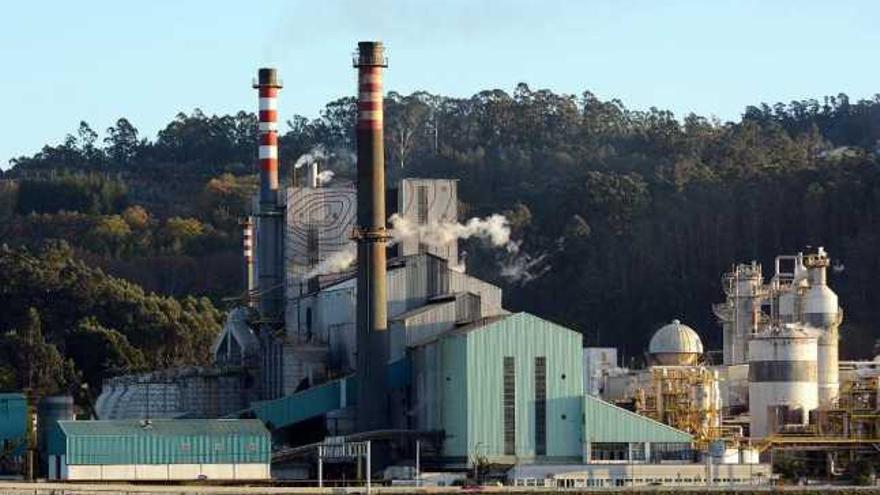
0 482 879 494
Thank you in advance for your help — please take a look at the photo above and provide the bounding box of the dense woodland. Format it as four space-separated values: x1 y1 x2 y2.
2 87 879 394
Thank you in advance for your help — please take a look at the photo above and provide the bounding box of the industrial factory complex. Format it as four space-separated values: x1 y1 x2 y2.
1 41 878 489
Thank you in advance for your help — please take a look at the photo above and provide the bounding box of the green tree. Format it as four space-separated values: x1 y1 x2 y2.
0 308 69 396
65 318 147 389
89 215 132 257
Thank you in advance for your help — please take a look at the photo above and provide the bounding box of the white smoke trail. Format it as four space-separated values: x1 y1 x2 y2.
316 170 335 185
388 213 510 248
499 240 551 285
498 237 566 286
305 247 356 278
293 145 329 170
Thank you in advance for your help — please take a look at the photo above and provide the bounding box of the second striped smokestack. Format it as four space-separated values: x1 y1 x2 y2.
353 41 390 431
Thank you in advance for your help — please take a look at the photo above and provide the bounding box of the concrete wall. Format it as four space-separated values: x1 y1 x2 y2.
510 462 772 487
56 460 270 481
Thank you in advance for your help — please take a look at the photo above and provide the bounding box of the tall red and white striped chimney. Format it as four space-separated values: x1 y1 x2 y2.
254 68 282 203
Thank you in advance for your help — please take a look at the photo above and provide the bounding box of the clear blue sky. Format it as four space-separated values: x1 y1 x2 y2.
2 0 878 167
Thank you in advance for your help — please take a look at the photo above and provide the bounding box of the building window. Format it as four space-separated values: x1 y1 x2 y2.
651 442 694 462
503 356 516 455
591 442 628 461
416 185 429 225
630 442 646 461
534 356 546 456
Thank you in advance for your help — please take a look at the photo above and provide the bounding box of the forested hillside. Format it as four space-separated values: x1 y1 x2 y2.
3 88 879 370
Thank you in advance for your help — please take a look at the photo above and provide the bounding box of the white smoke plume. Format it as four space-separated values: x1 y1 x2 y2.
387 212 555 285
316 170 335 185
293 145 329 170
305 247 356 278
499 240 552 285
388 213 510 248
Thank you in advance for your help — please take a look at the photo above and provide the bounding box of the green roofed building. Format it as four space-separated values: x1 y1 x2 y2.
47 419 270 481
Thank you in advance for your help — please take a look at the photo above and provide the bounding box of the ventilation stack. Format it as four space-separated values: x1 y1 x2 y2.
253 68 284 326
353 41 390 431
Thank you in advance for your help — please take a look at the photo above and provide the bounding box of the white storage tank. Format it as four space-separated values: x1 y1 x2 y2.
648 319 704 366
802 248 841 408
748 325 818 438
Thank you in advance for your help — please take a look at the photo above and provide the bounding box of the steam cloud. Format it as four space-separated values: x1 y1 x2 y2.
388 212 555 285
293 145 329 170
499 240 551 285
305 247 356 278
499 237 565 286
388 213 510 248
300 209 556 285
316 170 335 185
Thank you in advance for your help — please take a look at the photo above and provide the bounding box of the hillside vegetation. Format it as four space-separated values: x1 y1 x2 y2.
2 88 879 369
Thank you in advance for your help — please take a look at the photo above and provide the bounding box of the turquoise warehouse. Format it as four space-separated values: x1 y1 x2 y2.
411 312 584 463
47 419 270 481
0 393 28 469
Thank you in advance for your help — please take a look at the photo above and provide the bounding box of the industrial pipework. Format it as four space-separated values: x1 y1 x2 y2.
254 68 284 324
353 41 390 431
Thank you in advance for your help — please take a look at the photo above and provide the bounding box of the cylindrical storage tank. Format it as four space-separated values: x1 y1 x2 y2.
38 395 75 466
733 264 764 365
748 326 818 438
803 275 841 408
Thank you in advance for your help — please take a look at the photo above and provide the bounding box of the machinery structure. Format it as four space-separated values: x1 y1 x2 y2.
73 42 879 487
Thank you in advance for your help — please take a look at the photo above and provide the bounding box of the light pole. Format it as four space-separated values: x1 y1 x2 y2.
415 439 421 487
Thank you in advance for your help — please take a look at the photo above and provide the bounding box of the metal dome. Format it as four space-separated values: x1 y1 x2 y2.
649 319 704 365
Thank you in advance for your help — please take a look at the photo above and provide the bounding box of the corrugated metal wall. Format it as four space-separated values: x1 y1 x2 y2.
583 395 693 444
449 271 503 317
464 313 583 461
416 313 583 461
251 379 346 429
53 420 270 466
390 300 457 361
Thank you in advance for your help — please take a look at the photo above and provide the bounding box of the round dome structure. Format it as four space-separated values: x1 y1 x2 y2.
649 319 704 365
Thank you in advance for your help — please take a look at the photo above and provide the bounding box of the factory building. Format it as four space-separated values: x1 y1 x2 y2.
508 395 769 488
0 393 28 475
46 419 270 481
85 41 782 485
410 312 583 462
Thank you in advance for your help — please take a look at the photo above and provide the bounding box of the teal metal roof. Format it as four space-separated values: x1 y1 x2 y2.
251 377 353 430
51 419 270 465
250 358 411 430
57 419 268 437
583 395 693 444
